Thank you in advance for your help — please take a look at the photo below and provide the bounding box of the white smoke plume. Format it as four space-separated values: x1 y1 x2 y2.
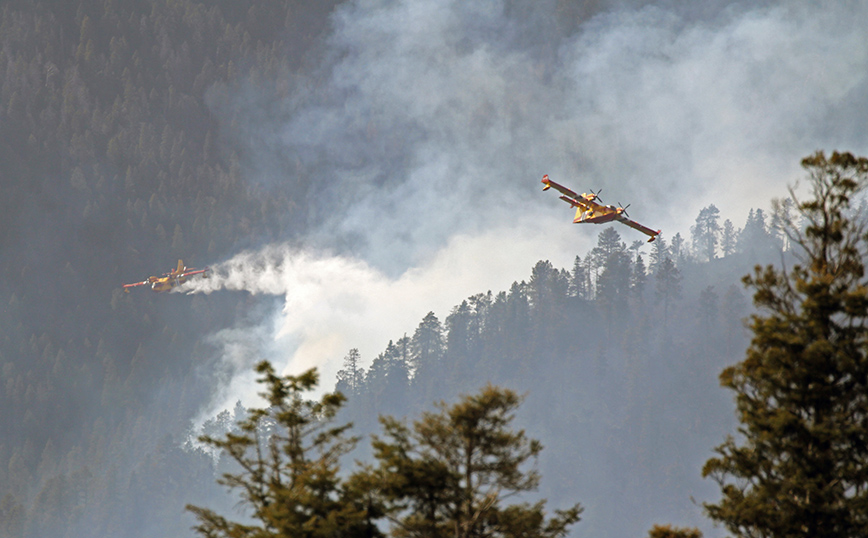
253 0 868 270
188 2 868 535
195 0 868 419
182 219 582 416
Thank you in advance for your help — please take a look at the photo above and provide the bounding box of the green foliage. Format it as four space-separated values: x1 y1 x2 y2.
360 385 583 538
0 3 800 535
703 151 868 537
647 523 702 538
187 361 381 538
191 369 583 538
0 1 341 534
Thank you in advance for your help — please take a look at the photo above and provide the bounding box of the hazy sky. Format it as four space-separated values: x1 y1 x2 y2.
190 0 868 416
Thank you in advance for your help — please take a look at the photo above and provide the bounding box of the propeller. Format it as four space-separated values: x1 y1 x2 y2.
588 188 603 202
618 202 631 217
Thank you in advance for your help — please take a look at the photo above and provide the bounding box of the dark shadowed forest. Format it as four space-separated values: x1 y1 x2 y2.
0 1 341 535
1 0 863 537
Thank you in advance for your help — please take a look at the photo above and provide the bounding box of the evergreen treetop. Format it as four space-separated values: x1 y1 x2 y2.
703 151 868 538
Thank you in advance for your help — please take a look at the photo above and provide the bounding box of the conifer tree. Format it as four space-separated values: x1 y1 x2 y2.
445 300 474 367
738 208 780 254
411 312 444 379
360 385 582 538
186 361 380 538
655 256 682 325
691 204 721 262
702 151 868 537
649 234 669 275
670 232 687 265
631 254 648 304
720 219 737 257
366 340 411 409
336 348 365 397
569 255 587 299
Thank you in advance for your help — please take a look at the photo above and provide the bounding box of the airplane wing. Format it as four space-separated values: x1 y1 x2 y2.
616 214 660 242
122 280 149 291
179 268 208 278
541 175 580 199
541 175 602 213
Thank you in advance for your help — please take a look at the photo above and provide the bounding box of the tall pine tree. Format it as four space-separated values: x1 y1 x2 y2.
703 151 868 537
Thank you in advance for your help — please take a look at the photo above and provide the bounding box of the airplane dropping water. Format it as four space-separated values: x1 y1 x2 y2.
122 259 209 292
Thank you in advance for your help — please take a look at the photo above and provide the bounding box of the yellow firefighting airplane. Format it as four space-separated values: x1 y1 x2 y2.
541 175 660 242
122 260 208 292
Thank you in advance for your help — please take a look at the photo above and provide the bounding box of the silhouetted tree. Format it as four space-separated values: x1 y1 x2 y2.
366 340 411 412
187 362 380 538
528 260 569 344
655 256 682 325
467 293 492 362
411 312 444 381
503 281 531 360
631 254 648 304
569 255 587 299
691 204 721 262
336 348 366 397
670 232 687 265
445 300 474 369
738 208 780 254
649 234 670 275
593 226 625 261
361 385 582 538
721 219 737 257
597 246 632 336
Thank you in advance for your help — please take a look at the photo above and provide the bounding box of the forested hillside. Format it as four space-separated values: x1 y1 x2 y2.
324 214 782 537
188 211 783 538
0 0 804 537
0 1 340 536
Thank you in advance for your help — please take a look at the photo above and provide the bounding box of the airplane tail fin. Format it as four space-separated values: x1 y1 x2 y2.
176 260 184 274
573 206 584 223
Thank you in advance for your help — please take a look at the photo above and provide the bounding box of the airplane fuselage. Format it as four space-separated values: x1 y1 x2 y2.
149 275 187 292
123 261 208 292
541 174 660 242
575 207 623 224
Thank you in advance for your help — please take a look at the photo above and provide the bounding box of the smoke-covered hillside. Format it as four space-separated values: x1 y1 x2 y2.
319 219 779 538
2 0 867 537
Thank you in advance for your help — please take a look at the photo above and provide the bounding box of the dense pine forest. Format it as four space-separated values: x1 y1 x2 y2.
0 1 342 536
323 219 781 536
1 0 861 537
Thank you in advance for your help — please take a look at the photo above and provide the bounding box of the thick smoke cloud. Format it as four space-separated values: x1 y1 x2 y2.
275 0 868 265
183 2 868 535
201 0 868 416
559 2 868 221
183 222 581 418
